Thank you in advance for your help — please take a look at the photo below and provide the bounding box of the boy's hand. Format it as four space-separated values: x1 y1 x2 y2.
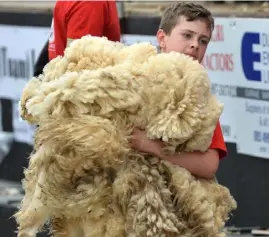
130 127 164 157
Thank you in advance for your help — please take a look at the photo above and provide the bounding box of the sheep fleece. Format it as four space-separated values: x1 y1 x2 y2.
15 35 237 237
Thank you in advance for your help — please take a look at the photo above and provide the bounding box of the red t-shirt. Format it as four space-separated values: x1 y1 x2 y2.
48 0 121 61
209 121 227 159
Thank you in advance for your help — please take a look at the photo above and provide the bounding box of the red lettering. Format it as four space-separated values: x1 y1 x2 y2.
211 24 224 42
202 53 234 72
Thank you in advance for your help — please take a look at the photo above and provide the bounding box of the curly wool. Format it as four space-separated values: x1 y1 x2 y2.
15 35 236 237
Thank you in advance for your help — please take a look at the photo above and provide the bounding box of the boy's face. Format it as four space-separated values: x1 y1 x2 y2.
157 16 211 63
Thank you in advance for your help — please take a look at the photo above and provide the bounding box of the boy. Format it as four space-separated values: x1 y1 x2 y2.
48 0 120 61
130 2 227 179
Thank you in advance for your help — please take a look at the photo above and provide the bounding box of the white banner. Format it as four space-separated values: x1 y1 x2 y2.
0 25 50 145
202 18 239 143
0 25 50 100
1 18 268 158
234 18 269 158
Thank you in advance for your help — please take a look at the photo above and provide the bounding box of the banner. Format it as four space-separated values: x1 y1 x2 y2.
235 18 269 158
0 17 268 158
202 18 238 143
0 25 50 100
0 25 50 145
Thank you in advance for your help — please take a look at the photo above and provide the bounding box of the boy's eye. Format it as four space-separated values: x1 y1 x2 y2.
200 39 209 45
183 33 192 39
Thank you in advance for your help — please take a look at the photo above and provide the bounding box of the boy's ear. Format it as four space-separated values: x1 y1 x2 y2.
156 29 166 50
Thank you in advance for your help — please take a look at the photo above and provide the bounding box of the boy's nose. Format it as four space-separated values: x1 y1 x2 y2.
190 39 199 50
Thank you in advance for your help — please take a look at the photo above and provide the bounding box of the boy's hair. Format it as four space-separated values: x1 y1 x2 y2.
159 2 214 35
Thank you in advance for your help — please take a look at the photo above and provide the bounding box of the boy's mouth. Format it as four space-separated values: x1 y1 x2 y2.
185 53 197 60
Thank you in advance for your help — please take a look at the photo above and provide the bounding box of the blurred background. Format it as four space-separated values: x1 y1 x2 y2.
0 1 269 236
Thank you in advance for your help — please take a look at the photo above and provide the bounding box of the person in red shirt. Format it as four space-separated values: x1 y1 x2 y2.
48 0 121 61
130 2 227 179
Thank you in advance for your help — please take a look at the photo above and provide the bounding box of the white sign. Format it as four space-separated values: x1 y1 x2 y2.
0 25 50 145
0 25 50 100
202 18 239 143
234 18 269 158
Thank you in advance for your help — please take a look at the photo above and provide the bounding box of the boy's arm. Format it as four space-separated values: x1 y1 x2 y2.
157 149 219 179
130 126 225 179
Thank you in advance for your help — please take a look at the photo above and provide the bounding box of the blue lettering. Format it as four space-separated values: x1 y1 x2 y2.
263 132 269 143
254 130 262 142
260 146 267 153
241 32 261 82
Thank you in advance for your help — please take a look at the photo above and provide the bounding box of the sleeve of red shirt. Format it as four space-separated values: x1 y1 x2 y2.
65 1 120 42
209 121 227 159
66 1 107 40
104 1 121 42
